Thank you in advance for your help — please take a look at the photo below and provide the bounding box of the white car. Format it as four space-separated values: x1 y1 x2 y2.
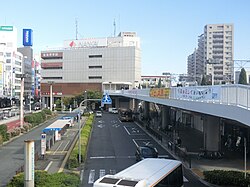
96 111 102 117
111 108 118 114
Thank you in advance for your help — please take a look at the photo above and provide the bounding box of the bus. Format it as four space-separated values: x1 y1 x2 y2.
93 158 184 187
118 108 133 122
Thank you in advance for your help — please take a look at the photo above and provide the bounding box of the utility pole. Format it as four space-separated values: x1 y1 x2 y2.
78 112 81 163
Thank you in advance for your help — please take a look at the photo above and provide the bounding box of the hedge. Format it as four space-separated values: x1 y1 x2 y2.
204 170 250 187
67 114 94 169
0 124 8 141
7 170 80 187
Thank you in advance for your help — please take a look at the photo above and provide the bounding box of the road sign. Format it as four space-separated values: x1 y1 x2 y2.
102 93 112 105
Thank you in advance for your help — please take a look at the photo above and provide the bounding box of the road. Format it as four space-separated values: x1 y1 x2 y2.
81 112 207 187
0 116 60 187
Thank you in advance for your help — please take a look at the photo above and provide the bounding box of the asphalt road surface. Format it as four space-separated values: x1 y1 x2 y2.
81 112 207 187
0 116 61 187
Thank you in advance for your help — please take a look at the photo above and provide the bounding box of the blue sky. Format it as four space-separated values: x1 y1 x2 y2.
0 0 250 75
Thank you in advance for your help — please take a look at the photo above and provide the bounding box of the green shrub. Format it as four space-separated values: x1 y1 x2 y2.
67 114 93 169
7 170 79 187
0 124 8 141
204 170 250 187
42 108 52 115
0 134 3 145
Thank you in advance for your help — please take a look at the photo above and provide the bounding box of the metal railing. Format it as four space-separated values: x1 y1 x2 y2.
105 84 250 110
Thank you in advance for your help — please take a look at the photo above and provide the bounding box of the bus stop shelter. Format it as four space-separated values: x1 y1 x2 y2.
43 119 71 141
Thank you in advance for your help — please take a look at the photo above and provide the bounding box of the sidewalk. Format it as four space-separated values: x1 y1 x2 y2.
136 120 250 184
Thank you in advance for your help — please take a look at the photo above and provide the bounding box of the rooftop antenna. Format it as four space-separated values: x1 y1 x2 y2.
75 18 78 40
113 19 116 37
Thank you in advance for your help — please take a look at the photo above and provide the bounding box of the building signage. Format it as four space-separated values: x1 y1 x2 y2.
0 26 13 31
150 88 170 99
23 29 33 46
175 87 220 101
41 133 46 155
64 38 107 48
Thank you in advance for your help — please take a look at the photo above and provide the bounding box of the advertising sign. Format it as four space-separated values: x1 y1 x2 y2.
175 87 221 101
150 88 170 99
64 38 107 48
23 29 33 46
0 26 13 31
41 133 46 155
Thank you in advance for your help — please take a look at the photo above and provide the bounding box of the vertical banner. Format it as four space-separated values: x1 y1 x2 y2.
41 134 46 155
24 140 35 187
0 62 3 97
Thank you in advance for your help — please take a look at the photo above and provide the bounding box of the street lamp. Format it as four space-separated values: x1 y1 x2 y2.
16 74 28 128
48 81 55 111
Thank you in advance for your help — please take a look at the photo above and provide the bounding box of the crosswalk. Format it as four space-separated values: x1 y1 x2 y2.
87 169 117 184
86 169 189 184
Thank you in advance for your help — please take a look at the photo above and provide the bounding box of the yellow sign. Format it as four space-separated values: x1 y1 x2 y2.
149 88 170 98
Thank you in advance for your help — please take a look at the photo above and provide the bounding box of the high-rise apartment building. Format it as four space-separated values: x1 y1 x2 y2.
187 24 234 85
0 26 23 99
204 24 234 84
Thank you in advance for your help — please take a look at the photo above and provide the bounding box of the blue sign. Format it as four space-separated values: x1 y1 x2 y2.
23 29 33 46
102 93 112 105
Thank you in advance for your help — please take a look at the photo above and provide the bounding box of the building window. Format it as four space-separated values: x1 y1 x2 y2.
88 76 102 79
89 65 102 69
89 55 102 58
6 53 11 57
43 77 62 79
6 59 11 63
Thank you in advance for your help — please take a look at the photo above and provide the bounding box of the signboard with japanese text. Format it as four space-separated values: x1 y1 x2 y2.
149 88 170 99
175 86 220 101
23 29 33 46
41 133 46 155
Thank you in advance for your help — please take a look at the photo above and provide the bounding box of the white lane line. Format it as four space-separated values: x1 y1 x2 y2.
53 142 63 155
44 161 53 171
99 169 105 178
123 126 131 135
183 176 189 182
80 170 84 184
88 169 95 184
132 139 139 147
110 169 116 175
62 140 70 153
90 156 116 159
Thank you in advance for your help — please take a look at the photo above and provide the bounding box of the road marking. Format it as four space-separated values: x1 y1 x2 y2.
62 140 70 153
110 169 116 175
88 169 95 184
44 161 53 171
132 139 139 147
183 176 189 182
80 170 84 184
124 126 131 135
53 142 63 155
90 156 116 159
99 169 105 178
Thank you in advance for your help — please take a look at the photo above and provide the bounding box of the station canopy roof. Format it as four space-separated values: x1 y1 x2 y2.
43 119 71 132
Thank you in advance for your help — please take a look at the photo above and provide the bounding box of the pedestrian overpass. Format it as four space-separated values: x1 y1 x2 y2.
104 84 250 155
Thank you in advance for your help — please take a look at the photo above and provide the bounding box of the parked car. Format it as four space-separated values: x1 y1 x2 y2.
135 145 158 161
96 111 102 117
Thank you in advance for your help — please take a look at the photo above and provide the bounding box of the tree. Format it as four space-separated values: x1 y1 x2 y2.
157 78 162 88
238 68 248 85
